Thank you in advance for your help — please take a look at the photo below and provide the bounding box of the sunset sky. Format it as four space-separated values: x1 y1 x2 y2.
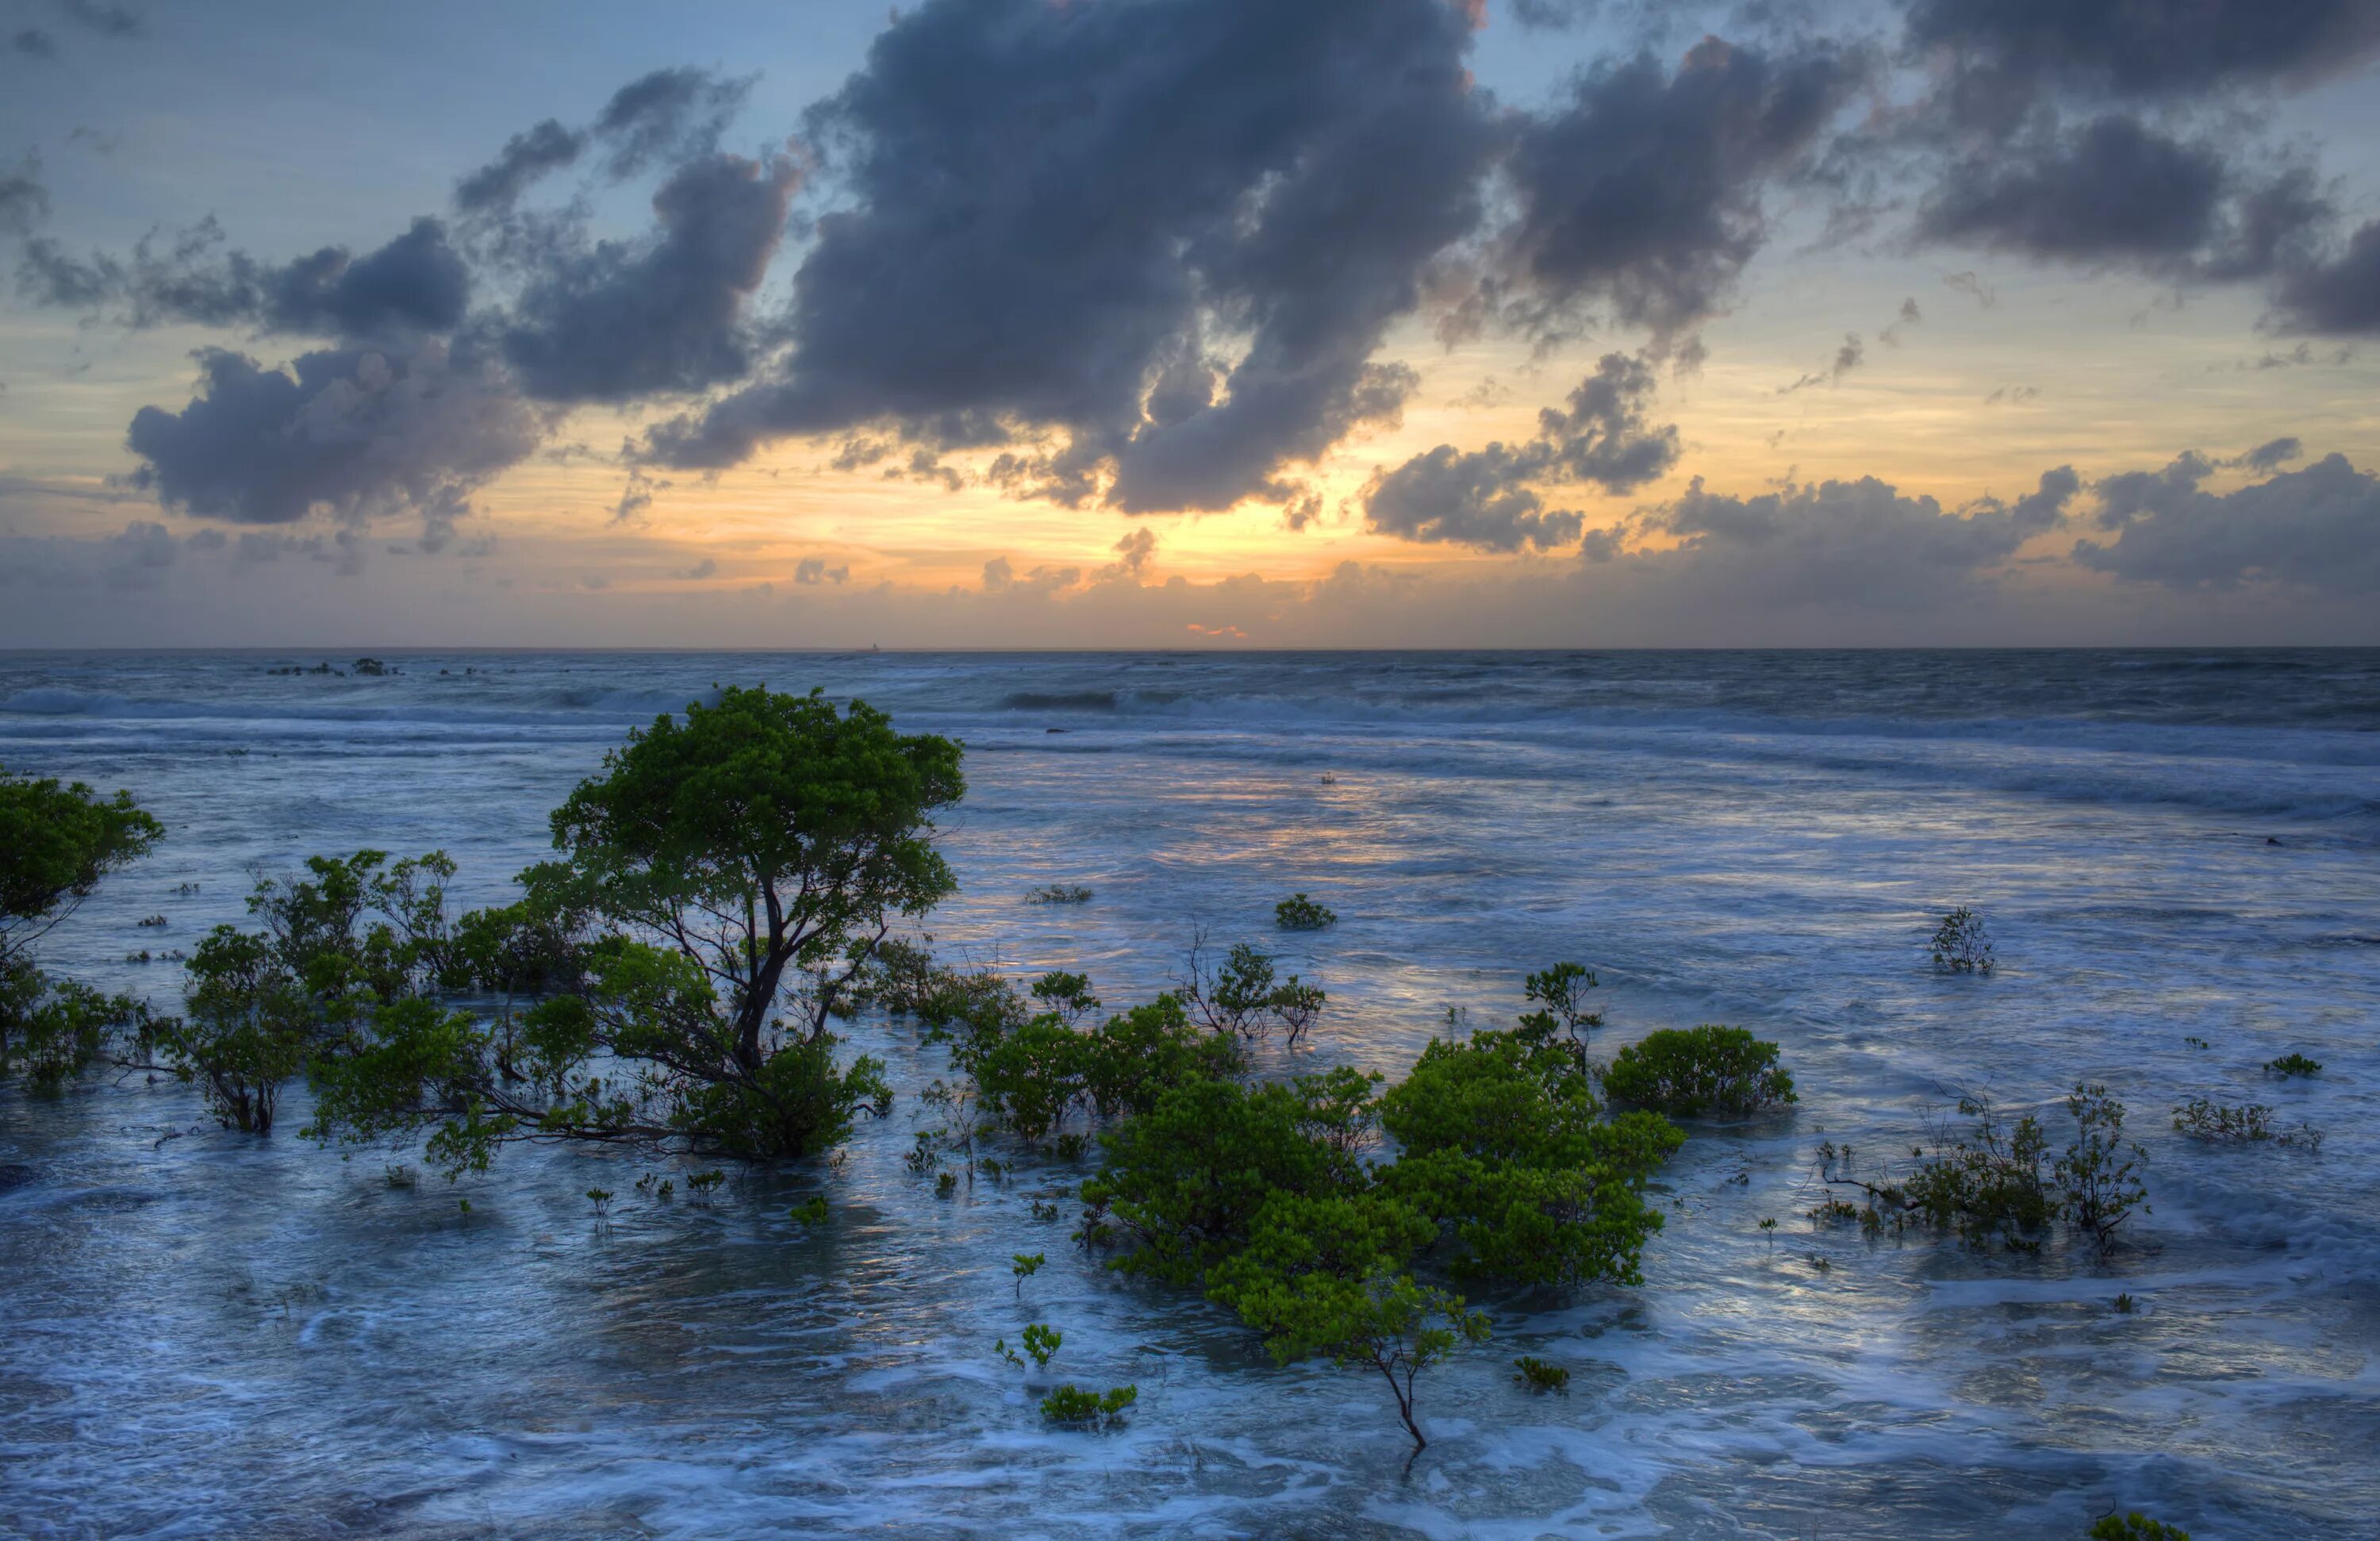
2 0 2377 647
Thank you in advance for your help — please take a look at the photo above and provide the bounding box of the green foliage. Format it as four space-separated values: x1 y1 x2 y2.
1012 1252 1045 1291
305 687 958 1170
1518 961 1602 1047
1929 907 1995 974
0 765 163 1091
1377 1017 1680 1287
2088 1512 2190 1540
1182 936 1328 1045
1274 893 1336 931
1512 1355 1569 1393
1038 1383 1134 1428
2263 1052 2321 1078
1026 884 1093 905
586 1187 612 1216
2173 1097 2324 1150
996 1323 1061 1370
1818 1086 2151 1254
789 1195 829 1225
2055 1084 2148 1255
151 925 312 1132
1602 1026 1796 1118
1030 971 1099 1022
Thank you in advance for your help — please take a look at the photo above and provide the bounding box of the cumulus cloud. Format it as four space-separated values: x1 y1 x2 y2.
1637 465 2079 609
125 341 543 547
643 0 1498 517
981 555 1079 597
1900 0 2380 106
17 215 470 338
452 67 753 217
793 556 849 585
1484 37 1864 339
2077 451 2380 592
2271 219 2380 335
499 152 797 402
1365 352 1679 551
98 518 177 590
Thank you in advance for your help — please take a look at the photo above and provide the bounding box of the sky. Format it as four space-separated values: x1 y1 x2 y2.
2 0 2378 648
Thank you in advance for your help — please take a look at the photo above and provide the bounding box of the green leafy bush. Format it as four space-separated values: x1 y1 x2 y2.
2088 1512 2190 1539
1275 893 1336 930
1929 907 1995 974
1038 1383 1134 1428
1026 884 1092 905
2263 1052 2321 1078
1512 1355 1569 1393
2173 1097 2323 1150
1601 1026 1795 1117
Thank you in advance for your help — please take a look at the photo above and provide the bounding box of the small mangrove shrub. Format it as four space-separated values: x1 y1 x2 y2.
1929 907 1995 974
1275 893 1336 931
996 1323 1062 1370
1012 1252 1045 1293
1512 1355 1569 1393
1026 884 1093 905
2088 1513 2190 1540
1039 1383 1135 1428
2263 1052 2321 1078
1601 1026 1796 1117
2172 1097 2323 1150
789 1195 829 1225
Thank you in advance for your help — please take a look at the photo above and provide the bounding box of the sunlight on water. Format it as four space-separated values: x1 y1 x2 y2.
2 650 2376 1537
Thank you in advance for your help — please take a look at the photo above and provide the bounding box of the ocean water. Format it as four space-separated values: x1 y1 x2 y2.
2 648 2375 1539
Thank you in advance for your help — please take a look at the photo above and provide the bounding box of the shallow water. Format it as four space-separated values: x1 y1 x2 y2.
2 649 2376 1539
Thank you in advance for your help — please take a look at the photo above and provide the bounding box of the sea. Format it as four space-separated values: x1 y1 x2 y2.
2 649 2375 1539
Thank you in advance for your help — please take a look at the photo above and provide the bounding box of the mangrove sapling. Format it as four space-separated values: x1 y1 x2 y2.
2088 1513 2191 1540
309 687 958 1170
1274 893 1336 931
0 763 163 1093
1030 971 1099 1024
688 1169 726 1205
153 926 313 1133
1038 1383 1135 1428
996 1323 1062 1371
2054 1084 2148 1256
1025 884 1093 905
1601 1026 1796 1118
2263 1052 2321 1078
1929 907 1995 974
1513 1355 1570 1393
2171 1097 2324 1150
1518 962 1603 1055
586 1187 613 1217
1012 1252 1046 1293
1180 934 1329 1044
789 1196 829 1225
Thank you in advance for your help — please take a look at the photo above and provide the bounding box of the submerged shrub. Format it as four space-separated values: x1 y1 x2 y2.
1026 884 1093 905
1819 1086 2152 1255
1518 961 1601 1051
2172 1097 2323 1150
1929 907 1995 974
2089 1513 2190 1540
1038 1383 1134 1428
1602 1026 1796 1117
1182 937 1329 1045
2263 1052 2321 1078
1275 893 1337 931
1512 1355 1569 1393
789 1195 829 1225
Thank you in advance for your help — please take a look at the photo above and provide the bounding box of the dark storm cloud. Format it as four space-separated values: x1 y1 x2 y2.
1917 117 2327 277
592 67 752 179
452 69 752 217
643 0 1499 517
2271 220 2380 335
454 120 586 215
1640 464 2078 608
2077 451 2380 593
17 217 470 338
1365 352 1679 551
1488 37 1864 338
499 152 798 402
125 342 543 545
0 159 48 234
1901 0 2380 103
